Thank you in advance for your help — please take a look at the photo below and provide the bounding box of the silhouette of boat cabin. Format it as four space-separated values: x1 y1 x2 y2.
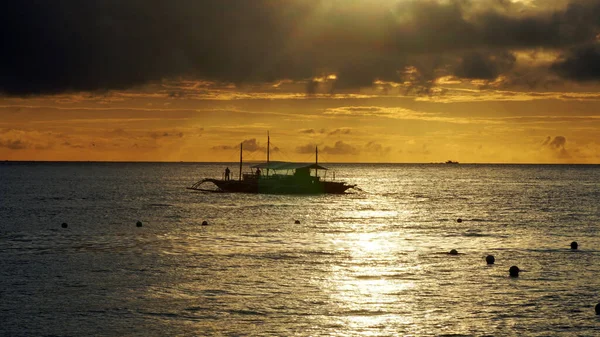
188 136 356 194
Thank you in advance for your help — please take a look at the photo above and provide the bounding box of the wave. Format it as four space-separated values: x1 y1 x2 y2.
146 203 174 208
225 309 267 316
338 309 388 317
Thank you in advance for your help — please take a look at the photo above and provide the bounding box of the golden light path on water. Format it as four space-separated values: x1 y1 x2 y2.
3 163 600 336
328 231 419 333
153 178 545 335
308 202 421 334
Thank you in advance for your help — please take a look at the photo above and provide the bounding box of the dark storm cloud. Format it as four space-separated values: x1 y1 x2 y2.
551 44 600 80
306 81 319 96
3 0 600 95
454 52 517 80
0 0 313 95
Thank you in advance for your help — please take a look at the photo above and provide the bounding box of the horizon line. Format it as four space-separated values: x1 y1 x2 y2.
1 160 599 165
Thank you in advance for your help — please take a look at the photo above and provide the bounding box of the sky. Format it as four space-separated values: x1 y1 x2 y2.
1 0 600 163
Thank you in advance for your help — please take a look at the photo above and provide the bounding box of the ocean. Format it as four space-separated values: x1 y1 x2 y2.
1 162 599 336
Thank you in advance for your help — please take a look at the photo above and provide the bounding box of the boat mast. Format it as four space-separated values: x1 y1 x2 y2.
266 131 270 178
315 145 318 178
239 142 243 181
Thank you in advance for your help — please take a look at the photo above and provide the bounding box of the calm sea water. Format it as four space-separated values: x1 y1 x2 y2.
1 162 599 336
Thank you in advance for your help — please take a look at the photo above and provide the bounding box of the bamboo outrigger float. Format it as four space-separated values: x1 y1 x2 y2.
188 133 356 194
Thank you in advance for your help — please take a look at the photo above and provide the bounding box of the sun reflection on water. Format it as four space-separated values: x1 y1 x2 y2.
324 232 419 333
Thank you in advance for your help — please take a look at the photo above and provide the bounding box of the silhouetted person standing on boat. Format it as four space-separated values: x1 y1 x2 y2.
256 168 261 178
224 167 230 181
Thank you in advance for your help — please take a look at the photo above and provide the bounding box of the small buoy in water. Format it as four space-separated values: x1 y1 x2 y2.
294 220 300 224
61 222 68 228
486 255 495 265
201 220 209 226
449 249 458 255
595 303 600 315
509 266 520 277
457 218 463 223
136 221 143 227
571 241 578 250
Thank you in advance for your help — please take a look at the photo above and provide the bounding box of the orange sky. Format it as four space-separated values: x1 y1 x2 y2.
1 0 599 163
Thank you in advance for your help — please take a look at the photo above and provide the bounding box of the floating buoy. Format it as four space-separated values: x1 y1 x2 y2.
294 220 300 224
136 221 143 227
486 255 495 265
201 220 209 226
571 241 578 250
595 303 600 315
449 249 458 255
61 222 68 228
457 218 463 223
509 266 520 277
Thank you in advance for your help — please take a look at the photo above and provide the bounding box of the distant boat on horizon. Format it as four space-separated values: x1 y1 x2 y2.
187 134 357 194
445 160 459 164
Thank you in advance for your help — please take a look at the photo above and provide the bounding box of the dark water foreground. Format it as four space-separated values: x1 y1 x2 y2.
1 163 600 336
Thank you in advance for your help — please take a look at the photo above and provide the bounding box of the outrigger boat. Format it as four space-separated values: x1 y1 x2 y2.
188 134 356 194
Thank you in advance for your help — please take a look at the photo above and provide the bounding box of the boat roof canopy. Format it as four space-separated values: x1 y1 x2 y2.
250 161 328 171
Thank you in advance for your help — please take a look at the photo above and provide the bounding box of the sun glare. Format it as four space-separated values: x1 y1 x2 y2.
321 232 418 331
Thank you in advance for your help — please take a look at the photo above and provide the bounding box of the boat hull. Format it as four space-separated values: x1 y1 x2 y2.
190 178 354 194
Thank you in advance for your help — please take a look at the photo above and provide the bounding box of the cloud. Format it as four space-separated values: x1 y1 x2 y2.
61 141 85 149
213 138 262 152
299 128 349 135
324 106 391 117
0 129 58 150
110 128 129 137
328 128 352 136
551 44 600 81
149 131 184 139
0 139 28 150
323 105 501 124
322 141 360 155
298 141 359 155
365 141 391 155
212 138 279 153
550 135 567 148
296 143 318 154
454 51 517 80
3 0 600 95
306 81 319 96
542 135 565 147
542 135 570 158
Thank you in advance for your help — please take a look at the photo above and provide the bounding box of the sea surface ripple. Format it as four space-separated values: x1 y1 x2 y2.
1 162 599 336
